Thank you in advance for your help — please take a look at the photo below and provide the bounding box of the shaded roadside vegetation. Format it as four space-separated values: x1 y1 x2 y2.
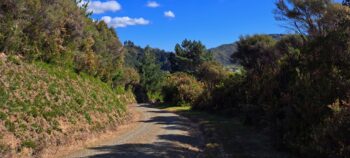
154 104 291 158
142 1 350 157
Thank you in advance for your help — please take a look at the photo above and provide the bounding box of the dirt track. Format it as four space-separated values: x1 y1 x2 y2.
62 104 204 158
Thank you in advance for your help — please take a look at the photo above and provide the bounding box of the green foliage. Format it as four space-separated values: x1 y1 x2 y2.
0 0 124 85
138 47 166 102
0 112 7 120
194 1 350 157
0 0 135 157
312 106 350 157
163 72 204 106
171 39 212 74
275 0 348 37
197 61 230 89
112 67 140 90
209 43 237 67
193 70 248 113
0 60 130 156
5 120 15 133
232 35 277 73
124 41 172 71
21 140 36 149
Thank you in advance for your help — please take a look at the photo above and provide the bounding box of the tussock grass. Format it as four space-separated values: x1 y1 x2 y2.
0 58 134 157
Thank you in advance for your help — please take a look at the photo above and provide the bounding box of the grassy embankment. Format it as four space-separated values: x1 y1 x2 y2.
0 57 135 157
155 104 291 158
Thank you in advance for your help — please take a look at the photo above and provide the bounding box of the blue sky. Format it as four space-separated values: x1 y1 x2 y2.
86 0 342 51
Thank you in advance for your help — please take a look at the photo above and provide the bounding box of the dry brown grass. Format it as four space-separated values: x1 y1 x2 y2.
0 57 135 157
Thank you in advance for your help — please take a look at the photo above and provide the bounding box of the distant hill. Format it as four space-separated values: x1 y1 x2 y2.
210 34 285 68
124 41 172 71
209 43 237 67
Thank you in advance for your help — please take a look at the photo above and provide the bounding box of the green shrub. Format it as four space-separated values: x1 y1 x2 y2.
0 112 7 120
197 61 230 89
193 70 247 113
84 112 93 125
5 120 15 133
112 67 140 91
309 106 350 158
147 91 164 103
163 72 204 106
21 140 36 149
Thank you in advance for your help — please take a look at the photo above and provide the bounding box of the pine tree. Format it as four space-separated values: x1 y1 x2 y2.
171 39 212 74
140 46 165 94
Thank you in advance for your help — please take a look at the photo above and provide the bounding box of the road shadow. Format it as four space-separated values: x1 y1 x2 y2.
140 116 189 126
85 142 198 158
158 134 200 148
81 104 203 158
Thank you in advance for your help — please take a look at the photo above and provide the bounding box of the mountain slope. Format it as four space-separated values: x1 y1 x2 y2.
210 43 237 67
210 34 285 68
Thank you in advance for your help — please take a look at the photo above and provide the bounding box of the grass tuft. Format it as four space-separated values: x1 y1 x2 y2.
0 59 134 157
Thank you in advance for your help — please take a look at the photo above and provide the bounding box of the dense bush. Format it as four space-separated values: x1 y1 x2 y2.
162 72 204 106
192 1 350 157
138 47 166 102
112 67 140 90
196 61 230 88
124 41 172 71
193 70 246 112
0 0 125 86
312 105 350 158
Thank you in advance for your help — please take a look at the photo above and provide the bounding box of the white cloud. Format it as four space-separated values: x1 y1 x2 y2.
147 1 160 8
164 10 175 18
101 16 150 28
79 0 122 14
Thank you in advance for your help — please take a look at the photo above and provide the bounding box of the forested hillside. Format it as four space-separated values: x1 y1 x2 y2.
124 41 172 71
210 43 237 67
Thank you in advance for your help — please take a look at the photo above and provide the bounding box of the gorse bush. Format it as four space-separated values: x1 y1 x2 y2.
112 67 140 90
0 0 124 85
312 105 350 157
193 70 247 113
191 1 350 157
162 72 204 106
196 61 230 89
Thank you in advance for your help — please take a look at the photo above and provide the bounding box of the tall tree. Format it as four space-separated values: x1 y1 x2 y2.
139 46 165 94
171 39 212 74
232 35 277 74
275 0 348 38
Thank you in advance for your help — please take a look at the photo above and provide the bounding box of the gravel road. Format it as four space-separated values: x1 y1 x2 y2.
62 104 204 158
